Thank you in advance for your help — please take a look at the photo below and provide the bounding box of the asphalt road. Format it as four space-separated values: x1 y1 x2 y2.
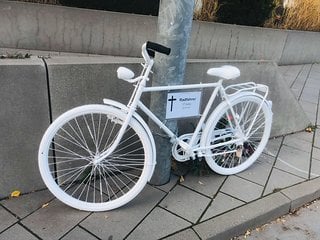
233 199 320 240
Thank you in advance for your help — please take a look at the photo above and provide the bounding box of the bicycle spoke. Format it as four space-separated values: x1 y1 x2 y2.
99 165 126 196
55 132 93 157
102 121 118 152
82 114 97 151
204 95 271 175
55 164 91 187
50 141 90 160
73 118 92 153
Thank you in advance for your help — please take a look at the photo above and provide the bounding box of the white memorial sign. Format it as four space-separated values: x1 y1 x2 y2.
166 91 202 119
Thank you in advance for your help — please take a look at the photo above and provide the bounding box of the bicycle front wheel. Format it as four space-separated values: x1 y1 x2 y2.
202 94 272 175
39 104 153 211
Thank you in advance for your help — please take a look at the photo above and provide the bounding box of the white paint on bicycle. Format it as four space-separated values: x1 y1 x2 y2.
207 65 240 80
38 42 273 212
117 67 135 81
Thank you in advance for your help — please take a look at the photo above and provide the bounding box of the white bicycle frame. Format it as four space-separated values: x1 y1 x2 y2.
94 43 269 164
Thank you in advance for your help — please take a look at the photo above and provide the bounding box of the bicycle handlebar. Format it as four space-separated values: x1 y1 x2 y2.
146 41 171 58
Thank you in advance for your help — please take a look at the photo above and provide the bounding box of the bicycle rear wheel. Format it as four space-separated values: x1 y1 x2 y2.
202 94 272 175
38 104 153 211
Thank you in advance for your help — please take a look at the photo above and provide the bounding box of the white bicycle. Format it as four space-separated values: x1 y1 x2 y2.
38 42 272 211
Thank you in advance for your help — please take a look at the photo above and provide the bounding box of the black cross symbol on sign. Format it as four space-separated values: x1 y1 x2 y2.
168 95 177 112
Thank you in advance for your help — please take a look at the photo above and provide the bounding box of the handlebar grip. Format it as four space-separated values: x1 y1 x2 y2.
146 41 171 58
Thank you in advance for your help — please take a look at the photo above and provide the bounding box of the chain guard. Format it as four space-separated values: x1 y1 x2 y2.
172 133 201 162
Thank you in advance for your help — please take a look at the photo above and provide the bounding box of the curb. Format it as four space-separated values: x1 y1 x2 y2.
193 177 320 240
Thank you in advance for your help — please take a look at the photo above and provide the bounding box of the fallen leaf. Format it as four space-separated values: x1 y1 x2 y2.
244 230 251 238
11 190 21 198
305 127 312 133
179 176 184 183
42 203 49 208
198 181 204 185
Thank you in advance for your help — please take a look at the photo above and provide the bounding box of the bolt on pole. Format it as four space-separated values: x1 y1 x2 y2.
149 0 195 185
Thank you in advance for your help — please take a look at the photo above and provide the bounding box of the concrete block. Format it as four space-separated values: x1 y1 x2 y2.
279 65 304 78
45 57 144 119
47 56 310 137
80 185 165 240
309 64 320 79
193 192 291 240
126 207 191 240
0 1 156 56
290 82 304 99
0 224 38 240
1 189 54 218
0 206 18 232
181 174 226 198
283 132 313 152
300 102 317 124
164 228 200 240
281 177 320 210
312 148 320 161
159 185 211 223
200 193 244 221
313 129 320 148
61 227 98 240
300 86 319 104
286 130 313 142
310 159 320 178
306 109 316 125
236 154 275 186
220 176 263 203
264 137 283 157
276 145 310 179
280 31 320 65
0 57 49 197
263 168 305 195
22 199 90 240
1 2 320 65
305 78 320 89
189 22 287 62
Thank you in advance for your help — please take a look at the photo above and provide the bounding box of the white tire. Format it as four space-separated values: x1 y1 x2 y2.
39 104 153 211
201 93 272 175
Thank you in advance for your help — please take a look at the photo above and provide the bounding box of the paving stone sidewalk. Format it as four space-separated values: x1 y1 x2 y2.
1 64 320 240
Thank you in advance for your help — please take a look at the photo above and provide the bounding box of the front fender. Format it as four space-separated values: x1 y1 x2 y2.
103 99 156 182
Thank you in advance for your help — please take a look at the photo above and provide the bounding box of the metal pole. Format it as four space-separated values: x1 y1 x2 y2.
149 0 195 185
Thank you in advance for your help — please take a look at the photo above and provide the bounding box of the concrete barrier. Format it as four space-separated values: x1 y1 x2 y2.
46 56 309 137
189 22 287 63
189 22 320 65
45 56 147 119
1 1 320 65
0 57 49 198
0 1 156 57
280 31 320 65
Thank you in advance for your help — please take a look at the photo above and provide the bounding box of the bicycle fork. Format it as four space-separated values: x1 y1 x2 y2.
93 63 154 165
